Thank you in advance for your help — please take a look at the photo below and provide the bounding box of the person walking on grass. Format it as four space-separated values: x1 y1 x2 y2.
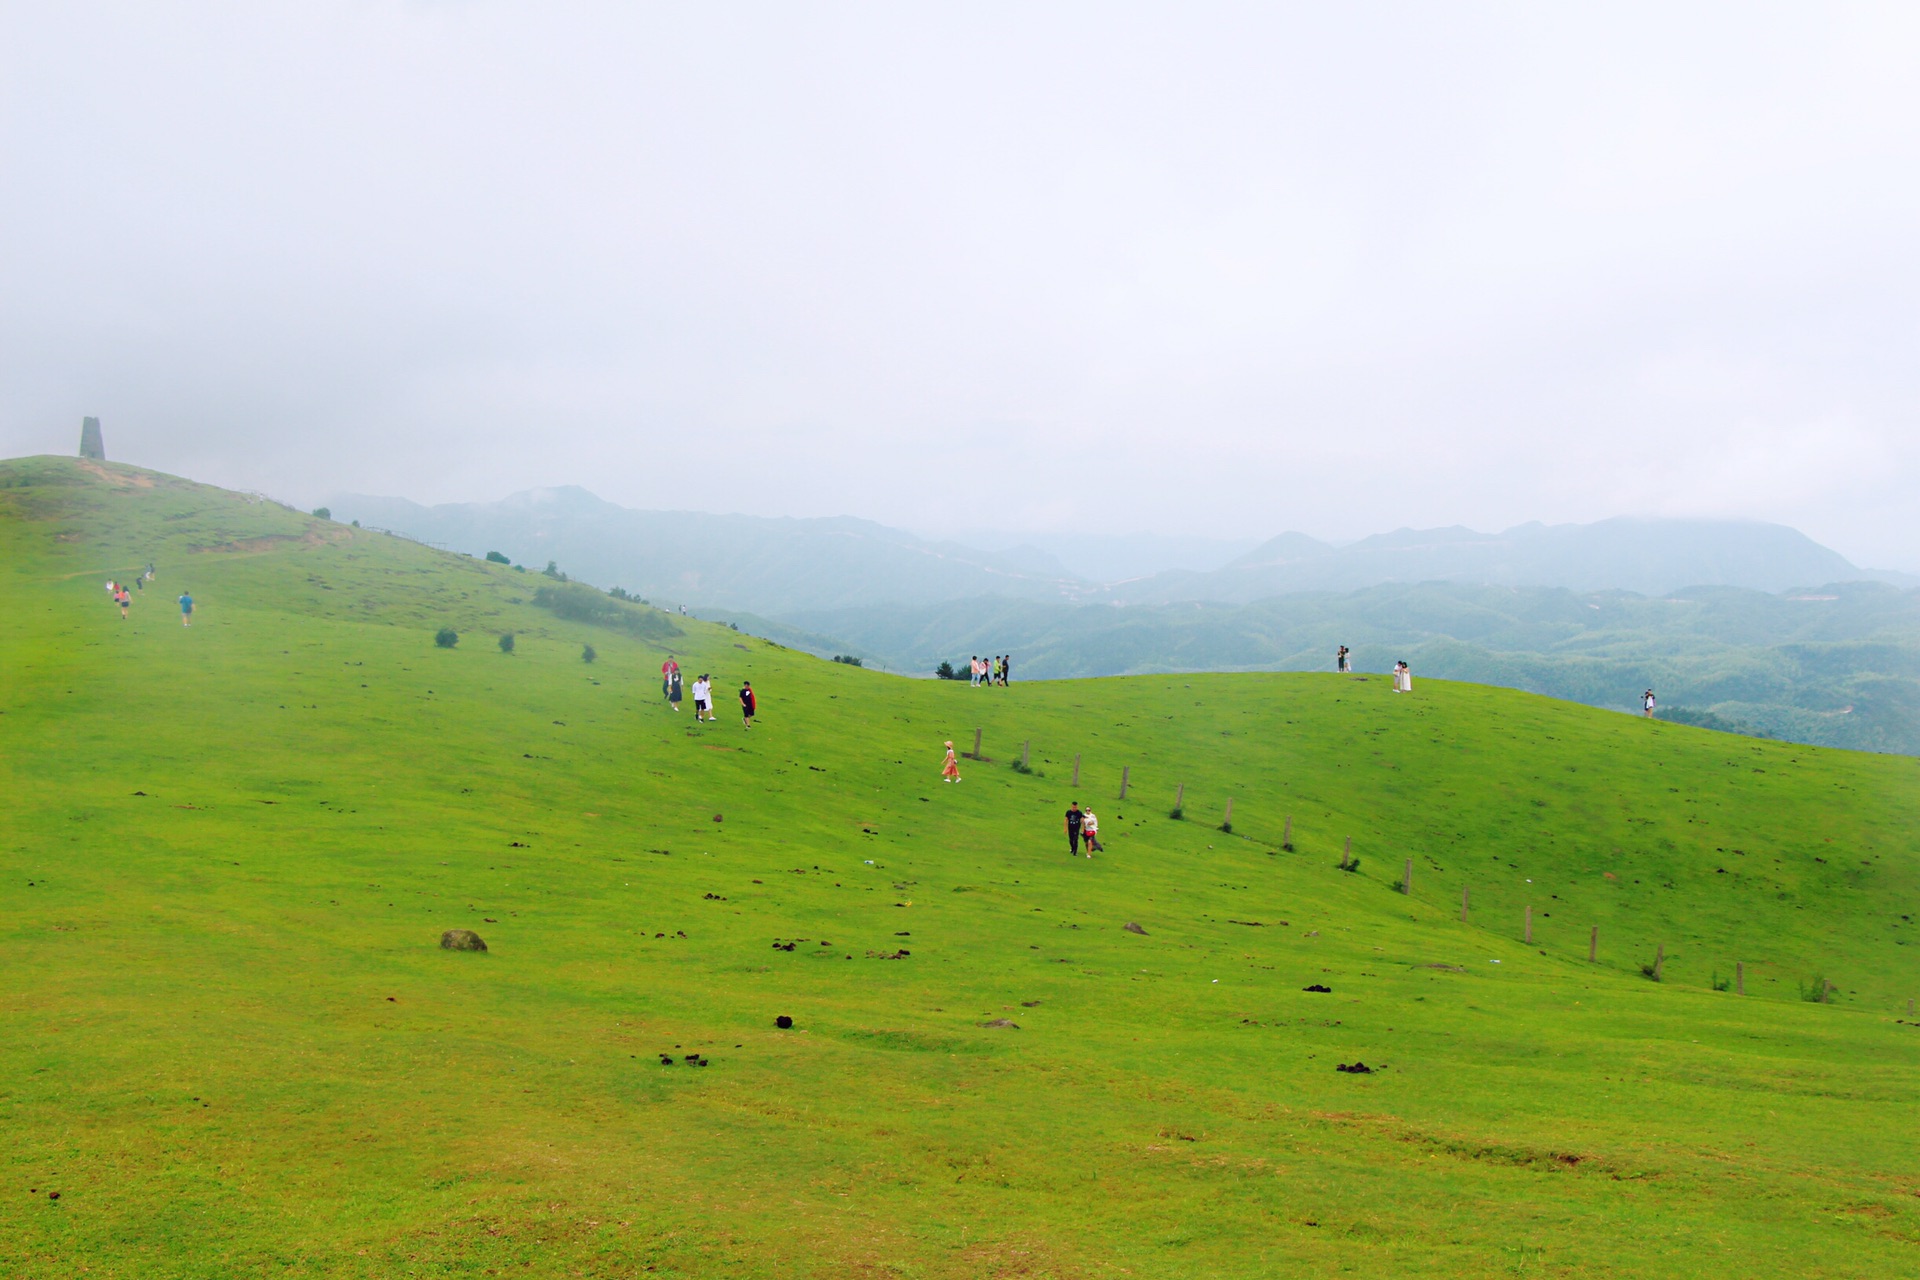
692 674 713 722
661 655 679 705
942 740 962 782
739 680 756 729
115 583 131 619
1001 654 1012 686
1065 801 1084 856
178 591 194 627
1082 807 1102 856
669 664 684 712
969 655 983 687
1643 688 1657 719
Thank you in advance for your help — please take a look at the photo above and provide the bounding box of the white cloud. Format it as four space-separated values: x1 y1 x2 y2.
1 2 1916 567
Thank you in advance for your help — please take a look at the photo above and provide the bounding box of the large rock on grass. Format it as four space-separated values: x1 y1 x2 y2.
440 928 488 952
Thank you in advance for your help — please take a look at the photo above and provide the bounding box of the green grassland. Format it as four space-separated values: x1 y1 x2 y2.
5 456 1920 1278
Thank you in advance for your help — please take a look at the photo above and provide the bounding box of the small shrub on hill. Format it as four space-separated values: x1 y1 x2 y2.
833 655 864 667
485 550 510 564
499 633 515 655
311 506 331 520
542 560 567 580
582 644 596 664
1800 975 1835 1003
935 661 957 680
434 627 458 649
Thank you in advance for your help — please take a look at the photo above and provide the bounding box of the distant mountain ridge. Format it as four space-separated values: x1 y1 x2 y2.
1107 518 1867 602
327 487 1082 614
327 487 1888 612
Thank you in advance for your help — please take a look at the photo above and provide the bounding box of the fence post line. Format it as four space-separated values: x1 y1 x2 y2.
1736 961 1744 996
1021 739 1030 769
972 727 982 760
1173 782 1184 814
1589 925 1598 963
1525 905 1532 945
1119 765 1129 801
1654 942 1664 982
1282 815 1293 850
1072 754 1081 787
1342 835 1352 869
1221 796 1232 830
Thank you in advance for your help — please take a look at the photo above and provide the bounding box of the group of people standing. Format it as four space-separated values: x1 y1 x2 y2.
970 655 1011 686
660 655 756 728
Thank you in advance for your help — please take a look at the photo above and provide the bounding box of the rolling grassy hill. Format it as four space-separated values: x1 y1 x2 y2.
772 581 1920 755
5 455 1920 1278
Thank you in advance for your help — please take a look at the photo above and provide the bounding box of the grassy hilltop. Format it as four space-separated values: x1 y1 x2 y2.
4 455 1920 1278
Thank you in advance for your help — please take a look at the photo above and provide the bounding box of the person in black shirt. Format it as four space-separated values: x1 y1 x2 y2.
1337 645 1350 673
1064 801 1084 855
739 680 757 729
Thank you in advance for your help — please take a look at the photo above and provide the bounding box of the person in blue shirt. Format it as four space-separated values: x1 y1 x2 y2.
178 591 194 627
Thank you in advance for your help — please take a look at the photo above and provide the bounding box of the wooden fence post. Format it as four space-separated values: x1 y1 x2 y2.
1172 782 1184 815
971 727 982 760
1524 905 1532 945
1282 815 1293 851
1342 835 1352 869
1221 797 1232 831
1119 765 1129 800
1653 942 1664 981
1589 925 1598 963
1072 754 1081 787
1460 886 1470 922
1021 740 1030 769
1402 858 1412 895
1736 961 1744 996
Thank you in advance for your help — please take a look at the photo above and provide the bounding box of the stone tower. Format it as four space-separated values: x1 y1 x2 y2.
78 416 105 460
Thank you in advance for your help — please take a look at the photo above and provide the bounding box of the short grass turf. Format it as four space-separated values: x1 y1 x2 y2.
4 455 1920 1278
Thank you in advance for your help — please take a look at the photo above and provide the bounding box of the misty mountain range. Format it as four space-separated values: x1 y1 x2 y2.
329 486 1902 610
326 486 1920 754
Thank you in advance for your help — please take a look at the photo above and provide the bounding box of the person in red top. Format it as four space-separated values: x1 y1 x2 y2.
661 655 680 708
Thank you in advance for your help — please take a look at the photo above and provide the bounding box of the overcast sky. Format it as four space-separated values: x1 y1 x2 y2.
3 3 1917 566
